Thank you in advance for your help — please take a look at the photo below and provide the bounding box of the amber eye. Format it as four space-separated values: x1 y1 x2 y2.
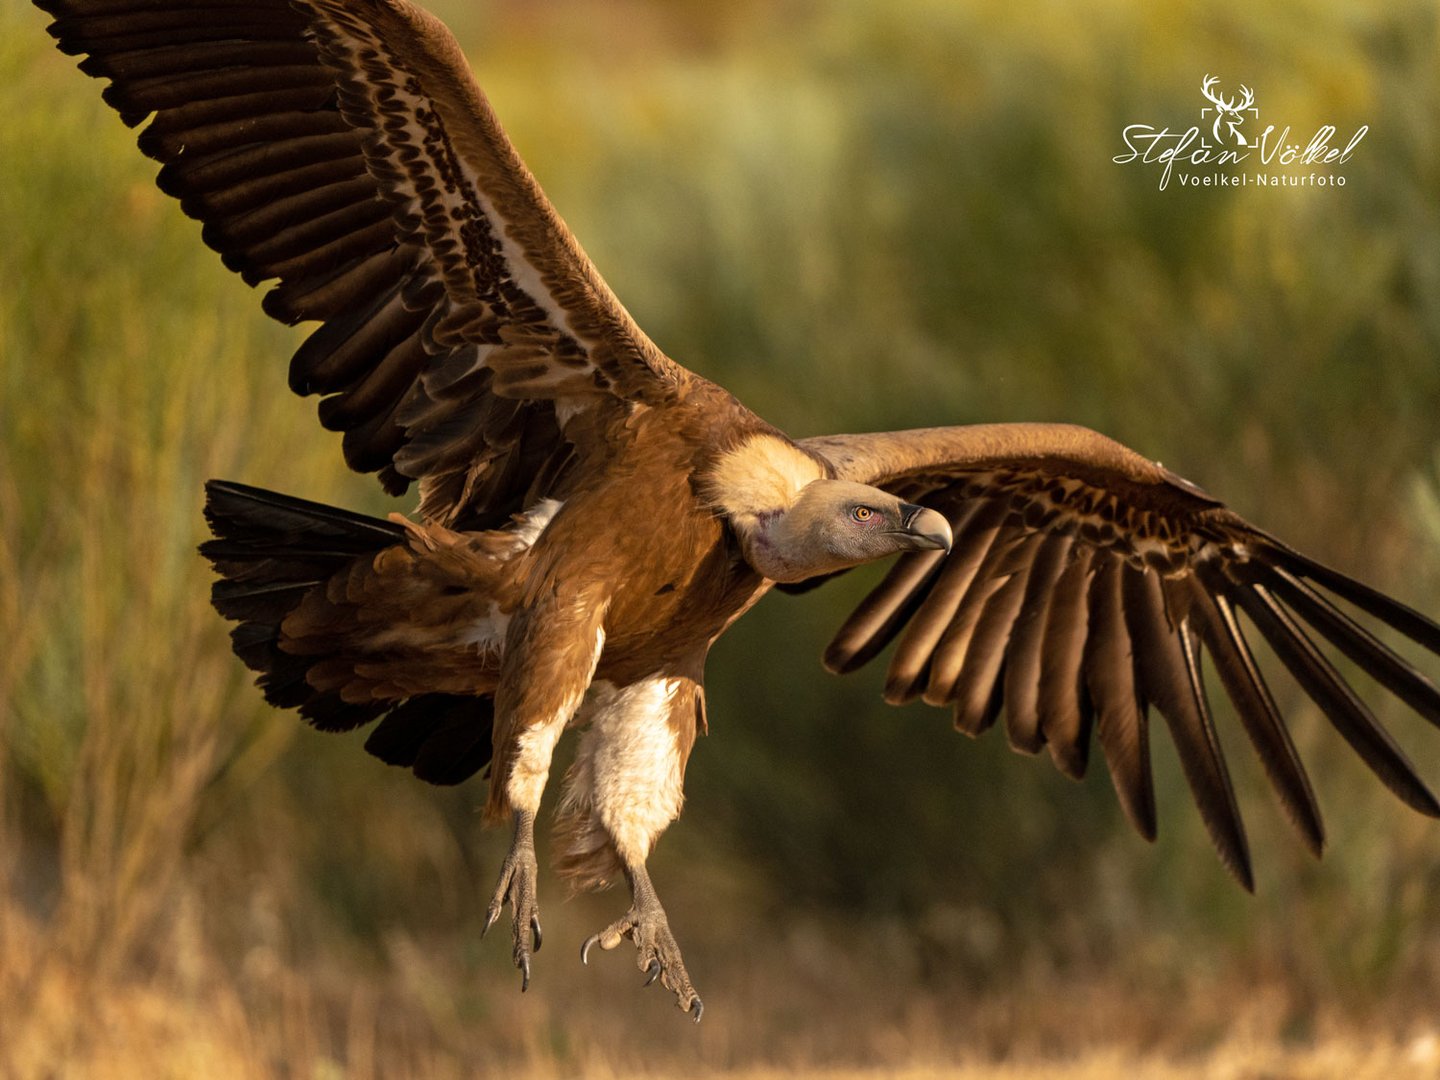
851 506 875 523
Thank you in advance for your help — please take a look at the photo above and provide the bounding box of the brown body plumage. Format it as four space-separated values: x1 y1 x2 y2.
37 0 1440 1021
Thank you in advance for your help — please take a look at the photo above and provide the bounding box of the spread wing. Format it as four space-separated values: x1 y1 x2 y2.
800 423 1440 888
39 0 690 526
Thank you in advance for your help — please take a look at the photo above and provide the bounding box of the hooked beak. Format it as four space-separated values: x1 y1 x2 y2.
898 503 953 553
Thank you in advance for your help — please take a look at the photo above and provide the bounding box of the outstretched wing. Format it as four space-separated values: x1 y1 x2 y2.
800 423 1440 889
38 0 689 525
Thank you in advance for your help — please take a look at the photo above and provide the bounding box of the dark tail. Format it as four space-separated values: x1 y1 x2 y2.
200 480 494 786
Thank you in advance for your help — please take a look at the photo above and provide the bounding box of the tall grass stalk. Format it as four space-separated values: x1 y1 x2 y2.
2 0 1438 1073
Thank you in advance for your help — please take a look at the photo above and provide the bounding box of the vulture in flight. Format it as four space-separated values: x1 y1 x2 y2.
37 0 1440 1022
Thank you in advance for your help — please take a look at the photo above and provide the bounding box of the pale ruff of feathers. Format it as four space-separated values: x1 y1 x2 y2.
702 434 825 525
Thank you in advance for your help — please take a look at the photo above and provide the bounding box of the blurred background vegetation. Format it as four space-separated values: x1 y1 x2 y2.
3 0 1440 1074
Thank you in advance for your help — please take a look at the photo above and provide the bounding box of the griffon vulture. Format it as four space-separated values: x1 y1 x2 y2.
37 0 1440 1021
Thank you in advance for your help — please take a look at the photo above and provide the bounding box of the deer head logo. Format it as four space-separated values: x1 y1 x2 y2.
1201 75 1256 148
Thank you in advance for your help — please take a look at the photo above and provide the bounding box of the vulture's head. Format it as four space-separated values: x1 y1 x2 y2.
744 479 953 584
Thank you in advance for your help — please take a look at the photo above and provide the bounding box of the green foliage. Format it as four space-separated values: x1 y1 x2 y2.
2 0 1439 1067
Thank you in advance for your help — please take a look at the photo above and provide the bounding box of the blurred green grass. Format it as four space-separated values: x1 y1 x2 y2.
2 0 1440 1074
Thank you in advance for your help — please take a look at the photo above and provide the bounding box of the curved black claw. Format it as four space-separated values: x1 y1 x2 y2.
580 901 701 1020
690 997 704 1024
484 821 541 993
581 919 628 966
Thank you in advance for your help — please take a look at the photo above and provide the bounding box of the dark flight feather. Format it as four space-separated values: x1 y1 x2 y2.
1084 556 1156 839
1225 576 1440 818
1002 532 1075 754
803 424 1440 879
1036 543 1096 779
1123 565 1251 889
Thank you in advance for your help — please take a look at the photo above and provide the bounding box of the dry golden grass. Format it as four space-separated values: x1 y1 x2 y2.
3 880 1439 1079
5 0 1440 1076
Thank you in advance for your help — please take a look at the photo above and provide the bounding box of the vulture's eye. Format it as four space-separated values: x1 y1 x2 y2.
850 506 875 523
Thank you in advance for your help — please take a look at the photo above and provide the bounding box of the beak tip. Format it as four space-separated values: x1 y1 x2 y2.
902 504 952 554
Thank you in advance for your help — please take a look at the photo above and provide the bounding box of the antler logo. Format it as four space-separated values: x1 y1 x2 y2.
1113 74 1367 190
1201 75 1256 148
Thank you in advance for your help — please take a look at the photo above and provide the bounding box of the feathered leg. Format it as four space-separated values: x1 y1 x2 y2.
556 675 704 1020
482 590 608 990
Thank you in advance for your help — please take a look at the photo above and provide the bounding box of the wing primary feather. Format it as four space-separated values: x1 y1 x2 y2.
885 500 1008 704
1181 579 1325 857
1262 564 1440 728
157 132 363 200
1272 547 1440 654
1124 567 1252 889
1037 544 1096 778
77 40 320 83
139 84 337 142
956 662 1008 741
182 154 368 220
101 63 334 118
317 331 429 431
1083 556 1156 839
139 108 351 163
1177 610 1255 889
822 549 948 673
915 527 1031 711
1225 576 1440 818
48 15 306 59
288 281 417 395
248 216 395 286
263 246 413 326
945 533 1044 730
231 195 392 270
206 176 382 250
339 397 409 476
1004 532 1076 753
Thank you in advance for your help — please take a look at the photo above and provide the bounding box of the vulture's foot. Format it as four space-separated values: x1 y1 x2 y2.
482 809 542 991
580 864 703 1021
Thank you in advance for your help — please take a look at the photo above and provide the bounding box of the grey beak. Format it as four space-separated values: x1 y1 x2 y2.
899 503 953 553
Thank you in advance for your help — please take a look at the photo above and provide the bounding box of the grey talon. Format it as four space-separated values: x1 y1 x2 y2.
583 864 700 1021
485 810 541 994
581 935 597 965
691 998 704 1024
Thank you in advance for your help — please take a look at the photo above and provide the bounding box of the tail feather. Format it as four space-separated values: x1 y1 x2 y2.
213 580 325 624
364 695 496 786
203 479 406 548
201 479 494 785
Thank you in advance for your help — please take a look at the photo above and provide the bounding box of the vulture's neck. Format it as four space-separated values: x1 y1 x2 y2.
702 434 827 583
